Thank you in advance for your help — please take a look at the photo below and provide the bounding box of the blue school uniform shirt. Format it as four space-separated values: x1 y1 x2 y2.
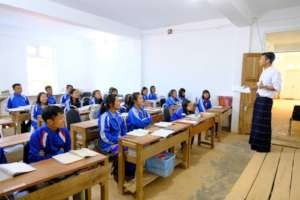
89 97 103 105
47 95 56 105
127 106 152 131
171 107 187 121
119 104 128 113
31 104 46 131
64 98 82 112
196 99 206 113
0 148 7 164
203 99 212 110
6 93 30 110
165 97 179 108
178 96 187 104
60 93 70 105
28 125 71 163
143 95 149 101
148 93 158 100
98 111 127 153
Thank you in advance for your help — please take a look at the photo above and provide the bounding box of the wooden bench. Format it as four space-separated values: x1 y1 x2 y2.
225 146 300 200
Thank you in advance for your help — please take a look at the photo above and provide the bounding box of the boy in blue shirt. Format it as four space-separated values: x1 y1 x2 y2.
45 85 56 105
6 83 30 110
60 84 73 105
28 106 71 163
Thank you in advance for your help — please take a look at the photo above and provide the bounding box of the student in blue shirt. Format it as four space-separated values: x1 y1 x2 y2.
178 88 187 103
28 106 71 163
0 148 7 164
202 90 212 110
148 85 158 100
45 85 56 105
65 89 82 111
31 92 48 131
127 92 152 131
171 100 195 121
165 89 179 108
120 94 131 113
141 87 149 101
90 90 103 105
6 83 30 110
60 84 73 105
98 95 127 154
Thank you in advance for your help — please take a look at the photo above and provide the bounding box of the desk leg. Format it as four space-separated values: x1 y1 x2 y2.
118 141 125 194
83 130 88 148
211 124 215 149
70 128 77 150
182 136 190 169
101 158 109 200
136 144 144 200
85 188 92 200
16 120 21 134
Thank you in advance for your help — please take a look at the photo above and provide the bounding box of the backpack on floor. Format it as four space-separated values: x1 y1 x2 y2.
111 155 136 183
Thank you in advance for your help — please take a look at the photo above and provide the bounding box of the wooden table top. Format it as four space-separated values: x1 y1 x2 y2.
208 106 232 113
0 118 14 126
0 132 31 148
70 119 98 129
122 123 191 146
0 154 107 196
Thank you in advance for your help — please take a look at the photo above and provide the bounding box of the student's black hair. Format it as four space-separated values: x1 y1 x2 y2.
124 94 132 106
182 100 194 115
41 106 63 122
150 85 156 93
36 92 48 105
178 88 186 98
109 87 118 95
202 90 211 100
128 92 141 109
66 84 73 89
69 89 81 106
45 85 52 91
12 83 21 89
262 52 276 64
100 94 117 114
168 89 177 97
141 87 148 96
92 90 101 98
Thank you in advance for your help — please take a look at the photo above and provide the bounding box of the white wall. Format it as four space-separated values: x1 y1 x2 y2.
142 19 250 132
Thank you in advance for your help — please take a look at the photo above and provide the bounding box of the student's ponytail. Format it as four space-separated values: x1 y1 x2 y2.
128 92 140 110
100 94 117 115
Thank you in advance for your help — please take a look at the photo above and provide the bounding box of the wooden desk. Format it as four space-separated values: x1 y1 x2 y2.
0 132 31 148
0 154 109 200
145 107 163 124
175 113 216 150
0 118 16 130
70 119 98 149
208 107 232 132
8 106 32 134
118 123 191 200
225 146 299 200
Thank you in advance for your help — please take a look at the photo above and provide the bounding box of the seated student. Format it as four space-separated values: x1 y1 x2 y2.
28 106 71 163
178 88 187 103
0 147 7 164
127 92 152 131
109 87 118 96
165 89 180 108
90 90 103 105
196 90 212 112
148 85 158 100
120 94 131 113
141 87 149 101
65 89 82 111
45 85 56 105
98 95 127 154
171 100 194 121
60 84 73 105
6 83 30 110
31 92 48 131
202 90 212 110
6 83 31 132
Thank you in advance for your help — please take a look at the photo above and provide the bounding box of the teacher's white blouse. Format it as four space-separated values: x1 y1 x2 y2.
257 66 282 99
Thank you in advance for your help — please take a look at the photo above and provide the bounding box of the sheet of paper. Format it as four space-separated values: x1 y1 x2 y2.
176 119 198 125
53 152 83 164
232 85 251 94
151 129 174 138
127 129 149 137
8 105 32 112
186 114 201 122
0 162 35 176
72 148 99 158
154 122 173 128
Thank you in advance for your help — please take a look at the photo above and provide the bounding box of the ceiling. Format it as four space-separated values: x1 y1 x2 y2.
50 0 223 29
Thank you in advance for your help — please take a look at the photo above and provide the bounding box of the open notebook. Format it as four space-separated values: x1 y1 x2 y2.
151 129 174 138
53 148 99 165
0 162 36 182
127 129 149 137
154 122 173 128
186 114 202 122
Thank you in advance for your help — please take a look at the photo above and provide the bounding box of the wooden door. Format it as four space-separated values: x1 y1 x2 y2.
239 53 263 134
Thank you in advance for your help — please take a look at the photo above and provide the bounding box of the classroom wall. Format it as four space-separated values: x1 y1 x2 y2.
141 19 250 133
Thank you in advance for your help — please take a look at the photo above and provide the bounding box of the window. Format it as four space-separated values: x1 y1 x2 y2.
26 45 56 95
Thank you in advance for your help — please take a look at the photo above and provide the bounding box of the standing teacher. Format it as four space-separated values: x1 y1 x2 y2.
249 52 282 152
